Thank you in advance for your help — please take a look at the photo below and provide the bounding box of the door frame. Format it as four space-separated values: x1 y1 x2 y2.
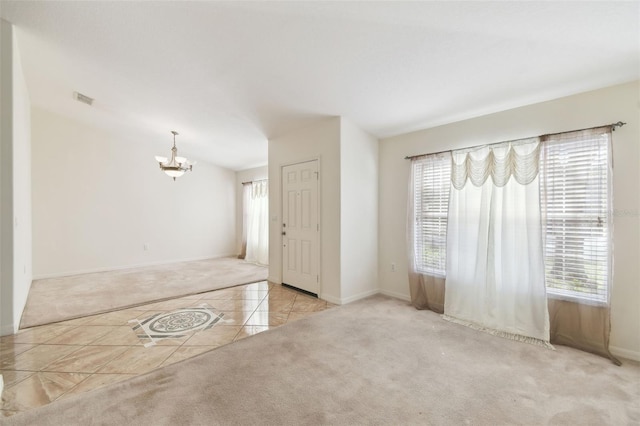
279 157 321 296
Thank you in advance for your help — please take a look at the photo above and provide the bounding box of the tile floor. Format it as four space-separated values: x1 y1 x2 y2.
0 281 333 418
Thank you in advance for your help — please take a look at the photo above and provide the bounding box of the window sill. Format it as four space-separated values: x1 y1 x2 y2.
546 289 607 307
415 270 446 279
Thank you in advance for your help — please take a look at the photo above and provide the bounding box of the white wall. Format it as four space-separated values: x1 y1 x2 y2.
268 117 342 302
378 81 640 360
31 107 237 278
0 19 13 335
340 118 379 302
0 20 33 335
235 165 268 255
11 25 32 331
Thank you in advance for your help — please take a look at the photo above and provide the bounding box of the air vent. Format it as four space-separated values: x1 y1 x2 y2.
73 91 94 106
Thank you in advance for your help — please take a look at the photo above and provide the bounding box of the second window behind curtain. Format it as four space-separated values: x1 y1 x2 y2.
245 180 269 265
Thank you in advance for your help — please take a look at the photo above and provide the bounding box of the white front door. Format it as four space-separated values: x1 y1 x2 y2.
281 160 319 294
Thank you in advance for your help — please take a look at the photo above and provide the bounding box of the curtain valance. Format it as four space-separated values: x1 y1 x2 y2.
451 138 540 189
252 180 268 198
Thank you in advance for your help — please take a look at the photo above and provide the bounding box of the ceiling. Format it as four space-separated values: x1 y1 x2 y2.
1 1 638 171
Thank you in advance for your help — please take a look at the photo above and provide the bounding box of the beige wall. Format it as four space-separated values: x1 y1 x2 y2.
378 81 640 360
0 20 32 335
235 165 268 255
31 108 237 278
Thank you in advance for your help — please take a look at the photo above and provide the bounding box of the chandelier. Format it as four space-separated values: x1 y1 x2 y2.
155 131 194 180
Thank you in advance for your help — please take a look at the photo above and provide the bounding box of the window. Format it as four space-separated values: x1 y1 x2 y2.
412 154 451 276
540 130 611 303
410 129 612 303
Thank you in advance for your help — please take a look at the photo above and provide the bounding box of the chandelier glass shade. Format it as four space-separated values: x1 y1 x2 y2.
155 131 194 180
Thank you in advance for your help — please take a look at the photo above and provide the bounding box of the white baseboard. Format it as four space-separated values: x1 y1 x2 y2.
610 345 640 362
340 289 380 305
32 253 238 280
320 294 342 305
379 289 411 302
0 322 17 336
320 289 380 306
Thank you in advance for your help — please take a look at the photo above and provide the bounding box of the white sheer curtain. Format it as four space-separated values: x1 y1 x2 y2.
238 183 251 260
245 180 269 265
444 139 551 346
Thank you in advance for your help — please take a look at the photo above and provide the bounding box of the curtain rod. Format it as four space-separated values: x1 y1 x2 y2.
241 178 268 185
404 121 627 160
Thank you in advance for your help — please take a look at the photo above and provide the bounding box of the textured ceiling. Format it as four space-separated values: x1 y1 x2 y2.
1 1 638 170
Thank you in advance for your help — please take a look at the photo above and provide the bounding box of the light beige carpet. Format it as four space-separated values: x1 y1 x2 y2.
6 295 639 425
20 257 267 329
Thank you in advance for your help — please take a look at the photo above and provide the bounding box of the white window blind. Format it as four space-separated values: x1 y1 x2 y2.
412 154 451 276
540 129 612 303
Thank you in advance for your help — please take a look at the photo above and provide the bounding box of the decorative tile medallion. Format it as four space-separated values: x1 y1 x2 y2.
129 304 223 347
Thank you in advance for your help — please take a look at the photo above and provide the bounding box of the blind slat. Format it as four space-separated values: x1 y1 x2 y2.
413 155 451 275
541 132 611 303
